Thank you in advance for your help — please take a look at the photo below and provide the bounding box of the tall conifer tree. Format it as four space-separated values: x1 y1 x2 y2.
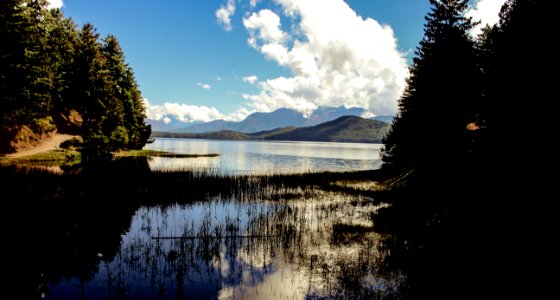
481 0 545 160
75 23 112 161
381 0 480 178
0 1 152 157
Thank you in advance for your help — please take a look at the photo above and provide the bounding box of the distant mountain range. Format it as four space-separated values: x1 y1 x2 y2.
147 106 394 134
152 115 391 144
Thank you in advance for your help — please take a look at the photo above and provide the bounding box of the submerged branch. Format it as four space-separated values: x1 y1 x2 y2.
152 235 279 239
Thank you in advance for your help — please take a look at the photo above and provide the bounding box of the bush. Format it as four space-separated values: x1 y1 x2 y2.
31 116 57 134
60 136 83 150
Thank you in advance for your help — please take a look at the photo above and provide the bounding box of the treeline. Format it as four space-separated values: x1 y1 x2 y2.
0 0 151 160
376 0 545 296
382 0 543 184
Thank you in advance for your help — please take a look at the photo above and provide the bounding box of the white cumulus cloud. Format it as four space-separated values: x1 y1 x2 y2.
144 99 225 123
197 82 212 90
144 99 251 123
243 9 288 46
46 0 63 9
466 0 508 36
241 0 408 116
216 0 236 31
243 75 258 84
224 106 254 121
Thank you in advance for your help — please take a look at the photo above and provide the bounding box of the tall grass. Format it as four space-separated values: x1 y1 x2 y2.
1 157 384 207
1 159 412 299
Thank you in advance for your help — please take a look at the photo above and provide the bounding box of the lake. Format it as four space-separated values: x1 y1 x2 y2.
35 190 403 299
144 138 383 174
3 139 438 299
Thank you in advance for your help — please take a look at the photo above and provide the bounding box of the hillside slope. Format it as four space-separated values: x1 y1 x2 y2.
153 116 390 143
265 116 389 143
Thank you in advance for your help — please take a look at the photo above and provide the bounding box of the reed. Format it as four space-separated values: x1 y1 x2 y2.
0 159 385 208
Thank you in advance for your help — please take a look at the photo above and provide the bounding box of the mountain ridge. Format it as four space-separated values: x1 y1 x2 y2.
152 115 391 144
147 106 389 134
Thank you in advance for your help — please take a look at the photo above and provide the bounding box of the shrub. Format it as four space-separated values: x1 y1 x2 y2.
31 117 57 134
60 136 83 150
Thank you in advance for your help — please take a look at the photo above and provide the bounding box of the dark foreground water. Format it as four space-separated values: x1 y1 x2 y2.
2 157 490 299
43 196 399 299
2 184 410 299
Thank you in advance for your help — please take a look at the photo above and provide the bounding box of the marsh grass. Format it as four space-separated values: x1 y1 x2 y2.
332 223 375 245
1 157 485 299
0 148 217 170
0 149 80 166
1 159 385 207
1 161 414 299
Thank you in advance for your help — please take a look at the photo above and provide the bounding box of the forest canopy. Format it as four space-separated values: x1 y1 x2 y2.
0 0 151 160
381 0 543 179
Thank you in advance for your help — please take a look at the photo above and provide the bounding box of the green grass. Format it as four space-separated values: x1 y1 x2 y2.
115 149 219 158
1 149 219 169
0 149 81 167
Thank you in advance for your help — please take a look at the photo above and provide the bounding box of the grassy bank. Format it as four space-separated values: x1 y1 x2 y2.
0 149 81 167
1 149 219 169
1 160 384 206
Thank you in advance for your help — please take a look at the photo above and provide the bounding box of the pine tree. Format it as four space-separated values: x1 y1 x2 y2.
1 0 55 151
482 0 545 158
0 0 27 129
19 0 53 121
76 27 151 160
101 34 151 151
0 0 51 123
1 2 151 156
101 35 128 150
476 3 550 294
75 23 112 161
381 0 481 178
44 8 78 117
121 67 151 149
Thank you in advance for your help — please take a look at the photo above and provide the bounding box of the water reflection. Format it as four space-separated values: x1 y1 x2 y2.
144 138 382 174
0 195 137 300
38 192 403 299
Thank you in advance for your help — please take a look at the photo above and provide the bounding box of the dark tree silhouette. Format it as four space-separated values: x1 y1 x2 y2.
481 0 546 166
74 23 113 161
376 2 486 297
381 0 481 180
101 35 151 150
377 1 550 297
476 2 550 297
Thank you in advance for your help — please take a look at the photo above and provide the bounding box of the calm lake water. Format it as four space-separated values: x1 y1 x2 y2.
3 140 429 299
41 192 402 299
144 138 383 174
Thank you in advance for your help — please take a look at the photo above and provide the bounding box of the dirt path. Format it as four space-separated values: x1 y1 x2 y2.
5 133 77 158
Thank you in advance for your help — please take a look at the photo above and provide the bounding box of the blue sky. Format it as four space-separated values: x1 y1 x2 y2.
50 0 505 124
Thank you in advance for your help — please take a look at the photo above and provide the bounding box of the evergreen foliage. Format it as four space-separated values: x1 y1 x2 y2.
479 0 545 164
381 0 480 177
0 0 151 158
376 1 548 295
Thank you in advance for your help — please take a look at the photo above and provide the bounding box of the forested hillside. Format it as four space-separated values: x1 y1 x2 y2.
0 0 151 160
152 115 390 143
264 116 389 143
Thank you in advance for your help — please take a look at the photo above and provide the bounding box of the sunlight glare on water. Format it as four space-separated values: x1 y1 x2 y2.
144 138 383 174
